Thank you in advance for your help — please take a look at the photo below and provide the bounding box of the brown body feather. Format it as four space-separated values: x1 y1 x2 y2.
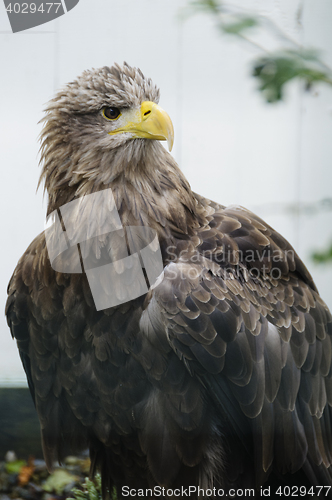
6 63 332 498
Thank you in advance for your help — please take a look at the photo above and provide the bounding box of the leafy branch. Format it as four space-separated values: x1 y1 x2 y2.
185 0 332 102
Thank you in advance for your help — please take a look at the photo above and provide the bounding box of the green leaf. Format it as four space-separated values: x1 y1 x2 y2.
312 244 332 264
252 50 332 102
5 460 27 474
188 0 220 13
86 477 100 500
222 17 257 34
68 474 104 500
43 469 79 495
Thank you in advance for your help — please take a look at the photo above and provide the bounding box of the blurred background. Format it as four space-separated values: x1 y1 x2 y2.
1 0 332 390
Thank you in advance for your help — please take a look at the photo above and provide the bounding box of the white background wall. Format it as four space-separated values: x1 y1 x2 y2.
1 0 332 385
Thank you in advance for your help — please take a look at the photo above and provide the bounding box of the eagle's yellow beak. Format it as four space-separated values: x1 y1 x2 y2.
108 101 174 152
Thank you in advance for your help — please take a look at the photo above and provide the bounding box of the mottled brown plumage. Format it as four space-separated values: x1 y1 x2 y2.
6 63 332 498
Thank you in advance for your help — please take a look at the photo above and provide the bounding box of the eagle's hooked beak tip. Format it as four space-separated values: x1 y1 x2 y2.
140 101 174 152
166 129 174 152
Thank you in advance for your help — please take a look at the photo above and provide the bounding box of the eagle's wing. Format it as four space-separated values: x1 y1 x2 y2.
140 203 332 488
5 234 87 465
5 231 152 487
5 235 46 405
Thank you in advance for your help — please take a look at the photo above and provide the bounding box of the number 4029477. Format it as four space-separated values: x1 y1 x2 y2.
5 3 62 14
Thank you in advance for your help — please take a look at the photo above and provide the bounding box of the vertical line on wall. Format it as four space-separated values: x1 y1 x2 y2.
176 16 184 169
53 18 60 93
294 0 305 253
53 0 68 92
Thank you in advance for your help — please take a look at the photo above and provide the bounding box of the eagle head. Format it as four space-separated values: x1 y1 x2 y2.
39 62 175 213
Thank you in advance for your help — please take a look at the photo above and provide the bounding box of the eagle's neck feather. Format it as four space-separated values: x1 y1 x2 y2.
41 140 206 239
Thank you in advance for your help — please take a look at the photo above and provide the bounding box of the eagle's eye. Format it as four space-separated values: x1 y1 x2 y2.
103 107 121 121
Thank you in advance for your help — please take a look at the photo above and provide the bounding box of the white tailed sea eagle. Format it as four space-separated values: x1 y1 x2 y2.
6 62 332 498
